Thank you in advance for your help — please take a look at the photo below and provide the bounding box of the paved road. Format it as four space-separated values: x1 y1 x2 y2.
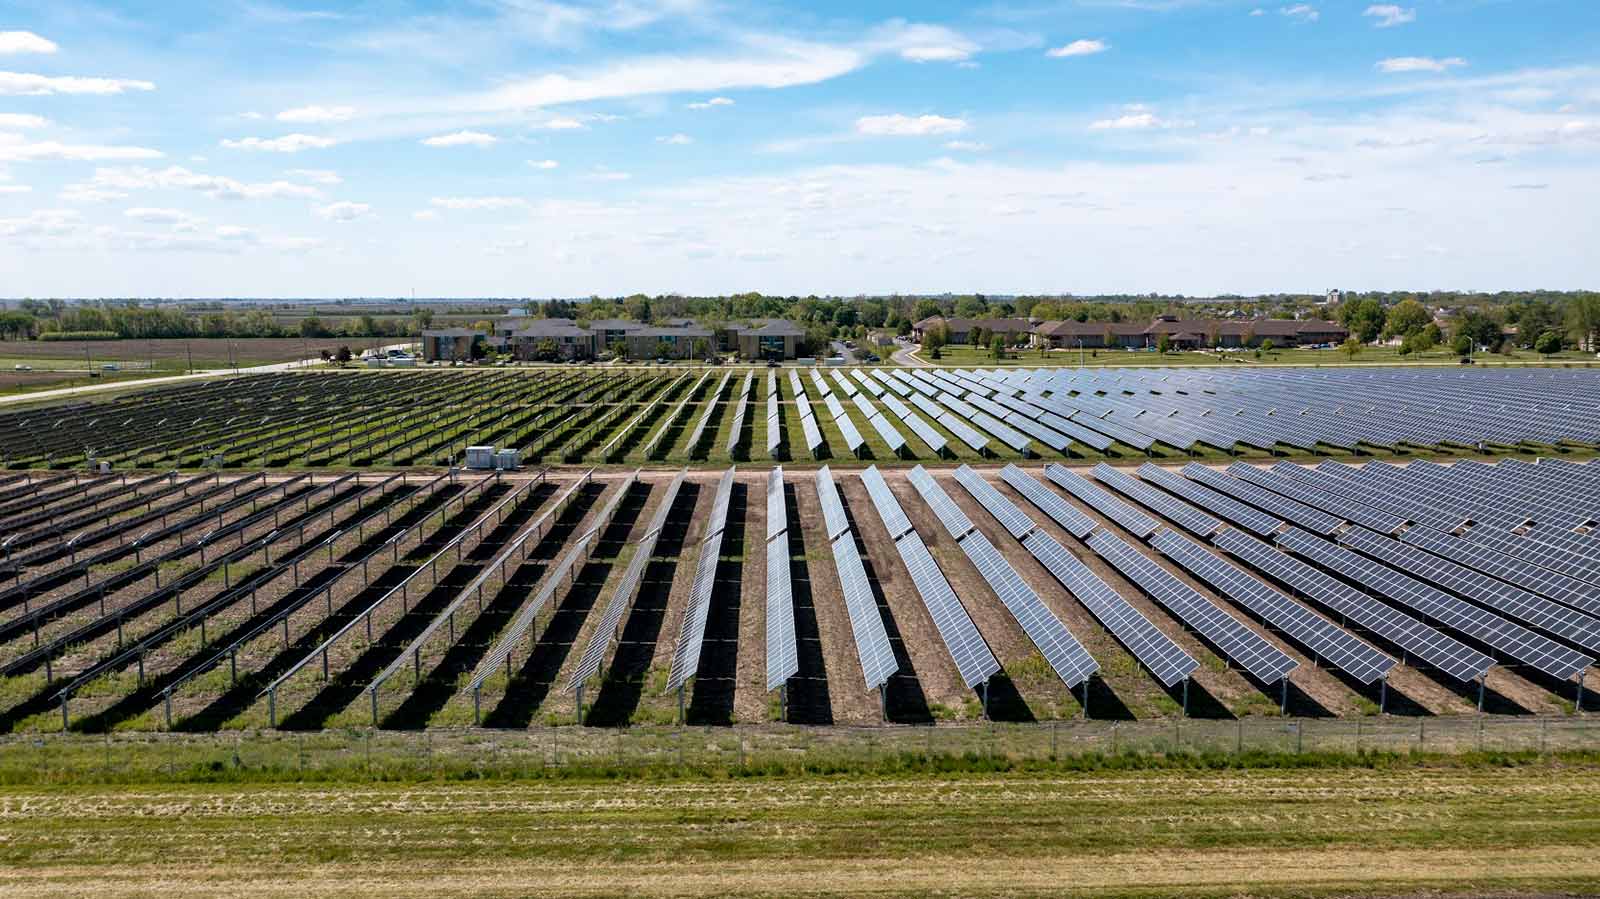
0 344 414 407
890 342 928 367
829 340 857 364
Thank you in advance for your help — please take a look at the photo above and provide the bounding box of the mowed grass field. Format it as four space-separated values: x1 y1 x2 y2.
0 338 397 373
1 757 1598 898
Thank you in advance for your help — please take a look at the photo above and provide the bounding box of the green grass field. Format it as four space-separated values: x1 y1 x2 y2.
2 751 1596 898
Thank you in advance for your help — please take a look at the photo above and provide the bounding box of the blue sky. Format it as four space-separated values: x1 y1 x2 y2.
0 0 1596 298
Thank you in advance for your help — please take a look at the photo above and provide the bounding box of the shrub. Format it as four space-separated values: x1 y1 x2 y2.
40 331 120 341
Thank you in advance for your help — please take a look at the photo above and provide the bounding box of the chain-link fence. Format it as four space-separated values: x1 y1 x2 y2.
2 716 1596 783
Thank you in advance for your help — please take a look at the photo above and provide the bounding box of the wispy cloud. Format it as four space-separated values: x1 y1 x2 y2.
527 159 559 169
656 133 693 145
284 168 342 185
421 130 498 147
1280 4 1319 23
0 71 154 96
0 140 163 162
277 105 355 123
1363 5 1415 28
64 166 325 202
430 196 527 210
315 201 372 222
687 96 734 109
0 31 57 55
1047 39 1107 58
221 134 338 152
856 114 968 136
1377 56 1467 74
0 113 48 129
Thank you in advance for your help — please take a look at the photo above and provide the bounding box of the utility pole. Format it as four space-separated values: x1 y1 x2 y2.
186 342 193 375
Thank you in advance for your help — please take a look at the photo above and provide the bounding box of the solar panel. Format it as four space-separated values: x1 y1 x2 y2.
1092 463 1221 537
1227 462 1408 534
765 393 783 455
1086 529 1299 683
1152 529 1394 684
962 527 1098 687
937 412 991 454
907 465 973 539
889 533 1000 688
825 393 847 421
1337 525 1600 654
1045 463 1159 538
1181 463 1342 535
1003 412 1071 452
667 468 737 691
1022 530 1198 686
794 393 813 421
1214 527 1493 682
765 485 798 691
1137 462 1283 537
999 464 1097 538
971 411 1033 453
1400 526 1600 617
815 465 851 541
568 471 686 691
766 466 787 541
809 369 831 396
800 413 823 456
902 413 948 456
1276 527 1592 681
868 413 907 455
860 466 915 541
834 411 865 455
832 369 858 396
952 465 1037 540
851 392 877 419
832 527 898 690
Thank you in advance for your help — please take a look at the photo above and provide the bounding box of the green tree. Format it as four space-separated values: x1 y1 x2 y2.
1156 333 1171 354
609 339 627 361
299 316 328 338
334 345 352 366
1535 330 1563 356
912 300 941 323
955 295 987 318
1419 323 1442 351
1259 338 1274 354
1340 337 1362 360
923 324 947 358
990 335 1005 361
1452 334 1473 356
692 338 711 361
1338 298 1384 343
1383 299 1432 340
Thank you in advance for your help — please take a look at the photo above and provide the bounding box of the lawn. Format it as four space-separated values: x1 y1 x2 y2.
0 337 405 372
1 756 1597 897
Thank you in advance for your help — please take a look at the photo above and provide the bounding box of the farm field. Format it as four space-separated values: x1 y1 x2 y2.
0 337 396 373
0 370 185 398
1 759 1597 899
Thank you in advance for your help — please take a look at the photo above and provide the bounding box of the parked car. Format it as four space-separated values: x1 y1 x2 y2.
13 364 31 372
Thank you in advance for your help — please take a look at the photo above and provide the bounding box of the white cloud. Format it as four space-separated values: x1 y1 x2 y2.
421 130 497 147
0 138 163 163
527 159 559 169
412 209 439 220
240 111 264 120
855 114 968 136
0 208 79 237
866 21 979 66
1363 5 1415 27
1250 8 1266 16
276 104 356 123
215 225 257 240
284 168 342 185
944 140 989 151
536 117 587 130
0 32 57 55
430 196 527 210
220 134 338 152
123 207 195 224
0 113 47 129
1047 40 1107 58
1377 57 1467 74
901 45 971 63
0 184 30 194
656 133 693 145
687 97 734 109
1280 4 1319 23
315 201 372 222
0 71 155 96
584 170 632 182
66 166 325 202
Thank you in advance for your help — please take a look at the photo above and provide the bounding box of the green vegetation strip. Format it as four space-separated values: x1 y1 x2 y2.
0 754 1597 898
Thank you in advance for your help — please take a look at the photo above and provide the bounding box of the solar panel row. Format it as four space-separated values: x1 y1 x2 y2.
765 467 799 692
667 467 738 692
815 466 897 690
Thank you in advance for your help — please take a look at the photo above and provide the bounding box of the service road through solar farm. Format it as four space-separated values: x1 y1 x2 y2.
4 364 1600 898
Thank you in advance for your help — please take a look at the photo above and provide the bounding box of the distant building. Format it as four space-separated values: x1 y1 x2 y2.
1325 289 1345 307
1030 315 1347 350
910 316 1033 345
420 328 486 362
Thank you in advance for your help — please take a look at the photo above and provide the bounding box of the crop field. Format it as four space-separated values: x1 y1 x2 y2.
0 337 386 373
3 365 1598 470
